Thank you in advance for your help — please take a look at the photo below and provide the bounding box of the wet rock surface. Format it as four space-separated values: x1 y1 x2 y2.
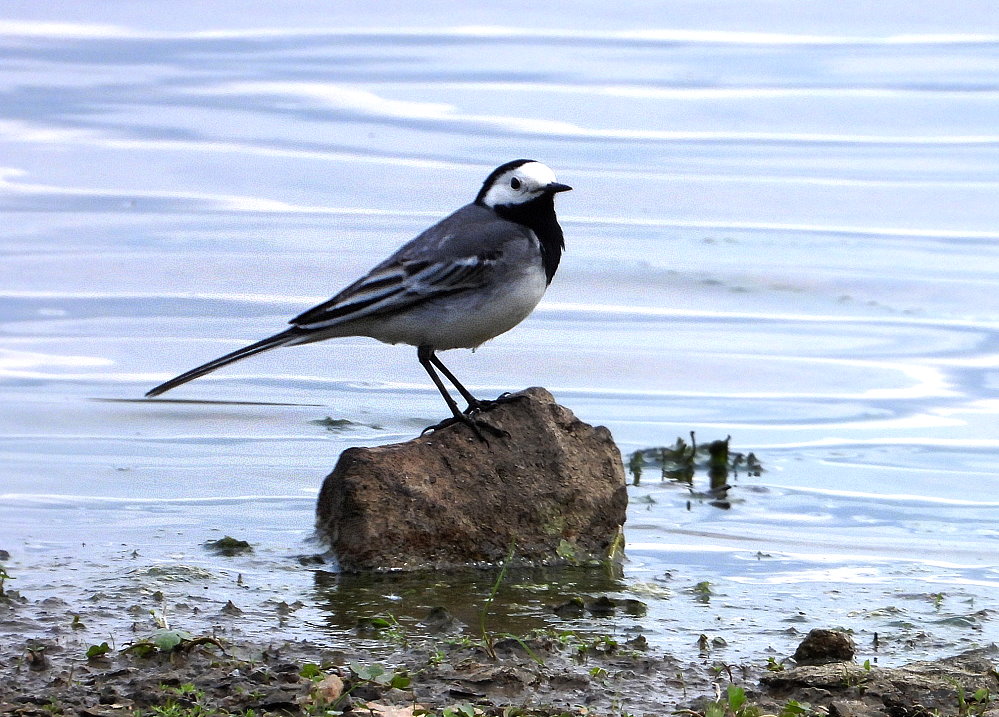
793 628 857 665
315 387 628 571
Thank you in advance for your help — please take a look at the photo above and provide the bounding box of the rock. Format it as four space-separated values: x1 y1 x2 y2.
793 628 856 665
419 606 461 633
552 598 585 619
585 596 618 617
315 388 628 571
828 699 880 717
313 673 344 704
625 635 649 651
203 536 253 556
762 647 999 717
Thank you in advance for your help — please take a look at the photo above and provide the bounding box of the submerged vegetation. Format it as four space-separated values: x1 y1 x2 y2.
627 433 763 507
628 433 762 485
0 563 12 599
309 416 383 432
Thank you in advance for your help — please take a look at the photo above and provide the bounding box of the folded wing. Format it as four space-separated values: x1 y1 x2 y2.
290 251 501 331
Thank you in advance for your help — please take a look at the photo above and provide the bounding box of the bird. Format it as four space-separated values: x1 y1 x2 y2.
145 159 572 433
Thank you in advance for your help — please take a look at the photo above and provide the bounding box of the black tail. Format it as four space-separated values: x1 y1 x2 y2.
145 329 301 397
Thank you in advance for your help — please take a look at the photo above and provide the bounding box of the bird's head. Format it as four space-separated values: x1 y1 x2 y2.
475 160 572 210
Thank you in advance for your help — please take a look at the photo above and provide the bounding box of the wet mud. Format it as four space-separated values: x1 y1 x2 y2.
1 586 996 717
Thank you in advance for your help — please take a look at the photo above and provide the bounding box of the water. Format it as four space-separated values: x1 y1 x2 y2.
2 3 998 667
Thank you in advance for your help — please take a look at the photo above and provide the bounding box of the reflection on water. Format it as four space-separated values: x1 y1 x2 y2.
628 433 758 509
312 566 630 642
1 3 998 667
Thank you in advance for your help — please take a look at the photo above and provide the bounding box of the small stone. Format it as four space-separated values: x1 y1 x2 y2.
625 635 649 651
420 606 459 632
98 686 120 705
619 598 648 616
828 699 880 717
274 600 303 616
585 596 617 617
297 554 326 566
25 648 49 671
793 628 856 665
203 536 253 556
552 597 585 619
313 673 344 704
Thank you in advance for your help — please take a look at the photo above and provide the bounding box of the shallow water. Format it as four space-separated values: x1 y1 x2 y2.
2 3 998 668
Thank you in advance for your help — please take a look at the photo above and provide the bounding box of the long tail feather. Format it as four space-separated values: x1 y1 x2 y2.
145 329 301 397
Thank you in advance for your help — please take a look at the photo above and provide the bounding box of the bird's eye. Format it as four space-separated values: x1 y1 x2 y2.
510 177 521 190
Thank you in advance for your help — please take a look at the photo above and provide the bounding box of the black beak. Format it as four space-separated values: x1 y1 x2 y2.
547 182 573 194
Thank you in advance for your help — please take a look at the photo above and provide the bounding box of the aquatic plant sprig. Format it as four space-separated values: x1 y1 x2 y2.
474 542 544 665
629 433 761 486
627 434 763 510
0 564 13 597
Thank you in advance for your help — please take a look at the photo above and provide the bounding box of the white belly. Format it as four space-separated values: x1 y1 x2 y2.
365 265 548 350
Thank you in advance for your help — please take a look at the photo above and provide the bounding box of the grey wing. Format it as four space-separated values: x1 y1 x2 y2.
290 205 524 330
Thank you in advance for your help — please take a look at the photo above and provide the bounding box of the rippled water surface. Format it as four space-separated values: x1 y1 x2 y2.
2 3 998 667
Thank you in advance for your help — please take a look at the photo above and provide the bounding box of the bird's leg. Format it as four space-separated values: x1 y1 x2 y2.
418 346 505 439
429 352 526 415
418 346 466 420
427 353 483 413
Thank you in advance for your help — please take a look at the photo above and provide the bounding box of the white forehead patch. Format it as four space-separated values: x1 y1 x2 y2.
480 161 561 208
516 161 559 187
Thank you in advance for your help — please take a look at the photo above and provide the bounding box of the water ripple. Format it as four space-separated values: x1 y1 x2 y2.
3 21 999 47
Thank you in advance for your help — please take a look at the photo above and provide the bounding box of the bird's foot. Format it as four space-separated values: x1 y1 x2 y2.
462 392 527 415
422 412 508 441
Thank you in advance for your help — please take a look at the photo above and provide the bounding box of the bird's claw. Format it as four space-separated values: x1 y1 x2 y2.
462 392 526 416
422 413 508 441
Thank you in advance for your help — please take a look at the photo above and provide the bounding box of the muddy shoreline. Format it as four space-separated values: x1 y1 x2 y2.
2 585 996 717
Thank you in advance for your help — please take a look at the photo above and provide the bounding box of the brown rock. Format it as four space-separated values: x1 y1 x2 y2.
793 628 856 665
315 387 628 571
762 648 999 717
312 673 344 705
828 699 881 717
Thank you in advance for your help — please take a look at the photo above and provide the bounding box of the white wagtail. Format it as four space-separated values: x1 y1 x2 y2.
146 159 572 433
